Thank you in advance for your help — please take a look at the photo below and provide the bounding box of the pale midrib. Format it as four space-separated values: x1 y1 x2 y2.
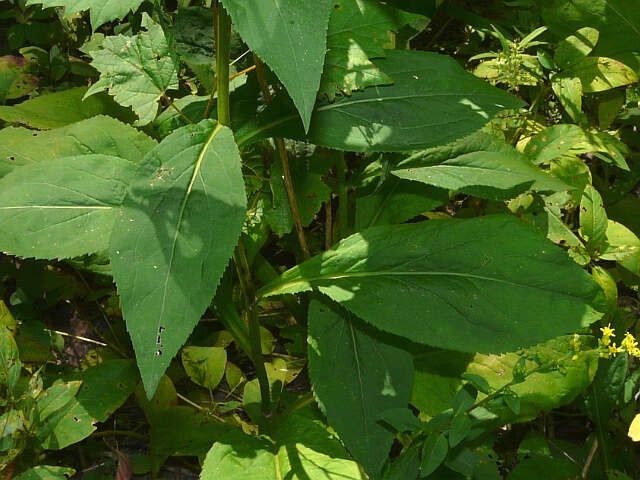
155 123 224 353
261 269 584 299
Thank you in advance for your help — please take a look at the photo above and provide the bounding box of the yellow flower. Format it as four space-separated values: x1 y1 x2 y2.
621 333 638 352
607 343 624 358
600 324 615 347
629 414 640 442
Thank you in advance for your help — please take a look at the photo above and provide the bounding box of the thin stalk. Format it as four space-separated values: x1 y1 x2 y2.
253 57 311 259
215 0 232 127
337 152 349 241
234 242 271 414
162 94 194 125
325 198 333 249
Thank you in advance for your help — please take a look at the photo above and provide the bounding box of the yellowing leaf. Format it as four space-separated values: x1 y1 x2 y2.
628 413 640 441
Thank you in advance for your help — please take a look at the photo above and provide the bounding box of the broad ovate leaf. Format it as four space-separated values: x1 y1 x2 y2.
320 0 424 99
201 415 363 480
0 86 134 129
110 119 246 398
561 57 639 93
308 300 413 478
0 116 156 178
0 55 38 103
554 27 599 69
237 50 525 152
580 185 608 251
25 0 145 30
85 13 179 126
393 149 569 200
220 0 332 131
38 360 138 450
260 215 606 353
14 466 76 480
0 155 137 260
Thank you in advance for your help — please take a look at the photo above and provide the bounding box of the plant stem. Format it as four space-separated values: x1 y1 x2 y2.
234 242 271 414
337 151 349 241
215 0 231 127
253 57 311 259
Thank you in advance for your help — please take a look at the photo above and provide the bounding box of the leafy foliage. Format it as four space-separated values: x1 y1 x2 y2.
0 0 639 478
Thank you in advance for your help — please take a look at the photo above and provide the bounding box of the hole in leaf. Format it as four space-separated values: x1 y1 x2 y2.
73 416 80 422
155 349 162 356
8 156 14 161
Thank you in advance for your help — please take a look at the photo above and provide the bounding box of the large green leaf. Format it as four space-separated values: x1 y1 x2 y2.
0 55 38 103
554 27 599 70
560 57 638 93
0 86 134 129
38 360 138 450
201 415 363 480
355 177 447 230
0 155 138 260
580 185 608 251
308 300 413 478
0 116 156 178
110 120 246 398
392 149 569 200
236 50 524 152
412 336 598 422
85 13 179 126
540 0 640 62
25 0 145 29
260 216 606 353
320 0 424 99
220 0 332 131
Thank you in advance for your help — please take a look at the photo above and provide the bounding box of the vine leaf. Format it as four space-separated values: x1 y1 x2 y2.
237 50 525 152
110 119 246 398
308 300 413 478
320 0 425 99
85 13 179 126
0 155 137 260
25 0 146 30
220 0 332 132
260 215 606 353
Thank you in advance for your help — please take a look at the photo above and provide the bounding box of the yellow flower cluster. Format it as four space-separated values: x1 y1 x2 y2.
599 324 640 358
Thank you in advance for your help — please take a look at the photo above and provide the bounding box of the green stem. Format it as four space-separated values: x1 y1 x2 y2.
337 152 349 241
215 0 231 127
234 242 271 415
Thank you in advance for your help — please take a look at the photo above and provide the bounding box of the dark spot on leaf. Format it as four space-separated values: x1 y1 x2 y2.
8 156 14 161
73 416 80 422
32 132 38 136
333 2 341 8
118 382 125 389
155 349 162 356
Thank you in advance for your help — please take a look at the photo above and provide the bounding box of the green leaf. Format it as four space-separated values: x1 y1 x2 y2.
382 446 420 480
600 220 640 276
0 304 20 395
260 216 605 353
412 336 599 422
0 86 134 129
25 0 145 30
201 415 363 480
220 0 332 131
181 346 227 390
551 76 583 122
540 0 640 62
39 360 138 450
355 177 447 230
580 185 608 251
554 27 599 69
507 454 580 480
264 150 331 236
85 13 179 126
560 57 639 93
0 55 38 103
420 431 448 477
14 466 75 480
0 116 156 178
584 354 628 425
0 155 138 260
449 414 471 447
237 50 524 152
392 150 569 201
110 120 246 398
320 0 424 99
308 300 413 477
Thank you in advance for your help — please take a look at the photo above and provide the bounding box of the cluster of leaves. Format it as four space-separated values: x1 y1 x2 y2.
0 0 639 479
